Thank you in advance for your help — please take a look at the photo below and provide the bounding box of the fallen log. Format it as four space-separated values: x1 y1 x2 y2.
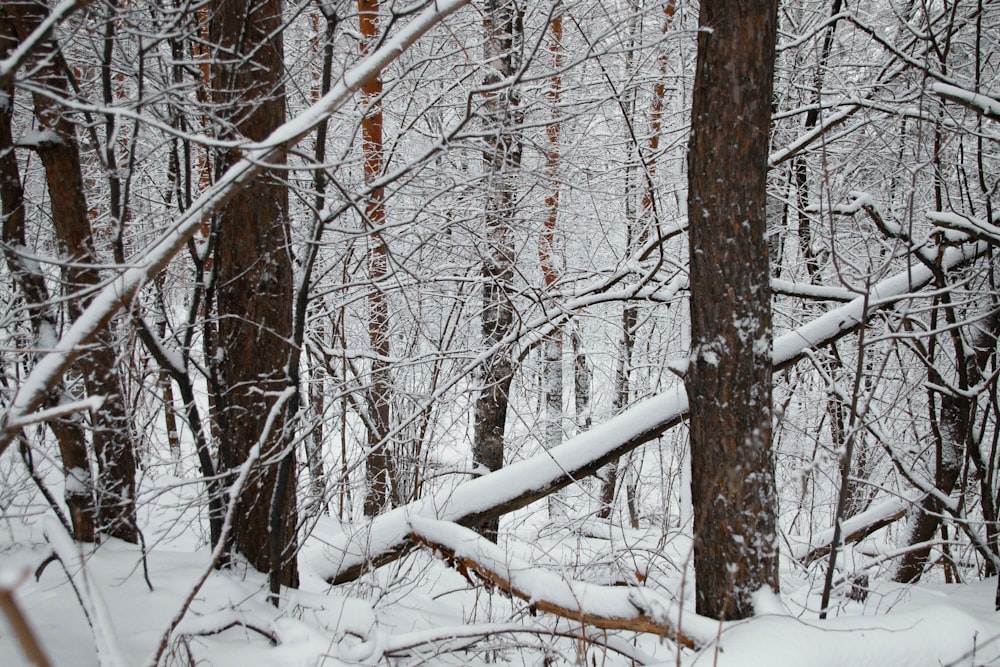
318 242 987 586
407 517 717 649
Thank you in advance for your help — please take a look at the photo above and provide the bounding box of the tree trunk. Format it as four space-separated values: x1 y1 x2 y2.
472 0 523 541
540 13 565 521
359 0 396 517
686 0 780 621
4 1 138 544
0 12 97 543
208 0 298 588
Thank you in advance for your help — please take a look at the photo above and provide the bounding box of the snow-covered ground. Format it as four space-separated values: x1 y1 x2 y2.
1 470 998 666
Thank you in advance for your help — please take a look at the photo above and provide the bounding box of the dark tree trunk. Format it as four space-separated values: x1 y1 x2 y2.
472 0 523 541
208 0 298 588
686 0 780 621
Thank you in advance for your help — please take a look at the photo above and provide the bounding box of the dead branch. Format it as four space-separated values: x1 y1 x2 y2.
407 517 715 650
0 577 53 667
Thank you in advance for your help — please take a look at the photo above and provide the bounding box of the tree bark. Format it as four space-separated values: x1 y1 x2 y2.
208 0 298 588
686 0 780 620
472 0 523 541
358 0 396 517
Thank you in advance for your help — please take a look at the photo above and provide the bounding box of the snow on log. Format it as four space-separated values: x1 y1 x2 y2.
788 494 918 564
0 0 472 457
319 241 987 586
407 517 716 649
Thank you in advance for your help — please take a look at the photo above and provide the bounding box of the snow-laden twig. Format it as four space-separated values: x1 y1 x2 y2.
145 387 296 667
0 0 472 459
319 242 988 586
1 395 105 432
43 518 127 667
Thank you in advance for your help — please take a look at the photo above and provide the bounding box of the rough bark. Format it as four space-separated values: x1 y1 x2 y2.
208 0 298 588
4 1 137 544
472 0 523 541
686 0 780 620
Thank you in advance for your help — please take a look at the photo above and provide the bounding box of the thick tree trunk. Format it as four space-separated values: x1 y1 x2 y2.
686 0 780 621
472 0 523 541
209 0 298 588
4 2 138 544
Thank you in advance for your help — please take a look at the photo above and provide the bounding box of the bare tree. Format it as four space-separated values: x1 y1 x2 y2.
472 0 523 541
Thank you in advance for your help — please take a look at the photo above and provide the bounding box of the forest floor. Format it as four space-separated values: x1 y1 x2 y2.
1 471 999 666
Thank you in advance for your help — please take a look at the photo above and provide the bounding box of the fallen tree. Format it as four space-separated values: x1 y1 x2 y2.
407 517 718 649
319 241 988 585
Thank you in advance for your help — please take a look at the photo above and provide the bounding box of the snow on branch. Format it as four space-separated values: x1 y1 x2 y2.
0 0 89 80
320 242 988 586
407 517 715 649
819 191 907 240
927 211 1000 246
788 494 918 564
930 82 1000 121
0 0 472 459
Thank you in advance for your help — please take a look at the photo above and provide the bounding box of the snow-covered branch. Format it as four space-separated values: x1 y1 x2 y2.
319 241 988 586
407 517 715 649
930 82 1000 121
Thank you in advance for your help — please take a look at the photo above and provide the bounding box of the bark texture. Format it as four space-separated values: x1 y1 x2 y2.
686 0 780 621
3 1 137 544
472 0 522 541
209 0 298 587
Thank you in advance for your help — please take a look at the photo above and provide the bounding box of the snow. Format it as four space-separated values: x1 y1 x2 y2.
931 82 1000 119
0 0 474 461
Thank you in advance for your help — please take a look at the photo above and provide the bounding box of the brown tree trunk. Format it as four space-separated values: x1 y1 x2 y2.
686 0 780 621
208 0 298 588
358 0 396 517
472 0 523 541
0 12 97 543
4 2 138 544
540 13 565 521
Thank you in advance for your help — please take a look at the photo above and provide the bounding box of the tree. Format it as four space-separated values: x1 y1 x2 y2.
2 0 138 544
686 0 780 620
206 0 298 588
472 0 523 540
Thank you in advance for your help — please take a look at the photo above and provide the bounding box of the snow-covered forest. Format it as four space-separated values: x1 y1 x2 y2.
0 0 998 664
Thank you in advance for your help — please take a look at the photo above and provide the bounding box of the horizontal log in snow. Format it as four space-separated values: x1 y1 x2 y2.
0 0 472 457
407 517 715 649
788 494 919 565
319 242 987 586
